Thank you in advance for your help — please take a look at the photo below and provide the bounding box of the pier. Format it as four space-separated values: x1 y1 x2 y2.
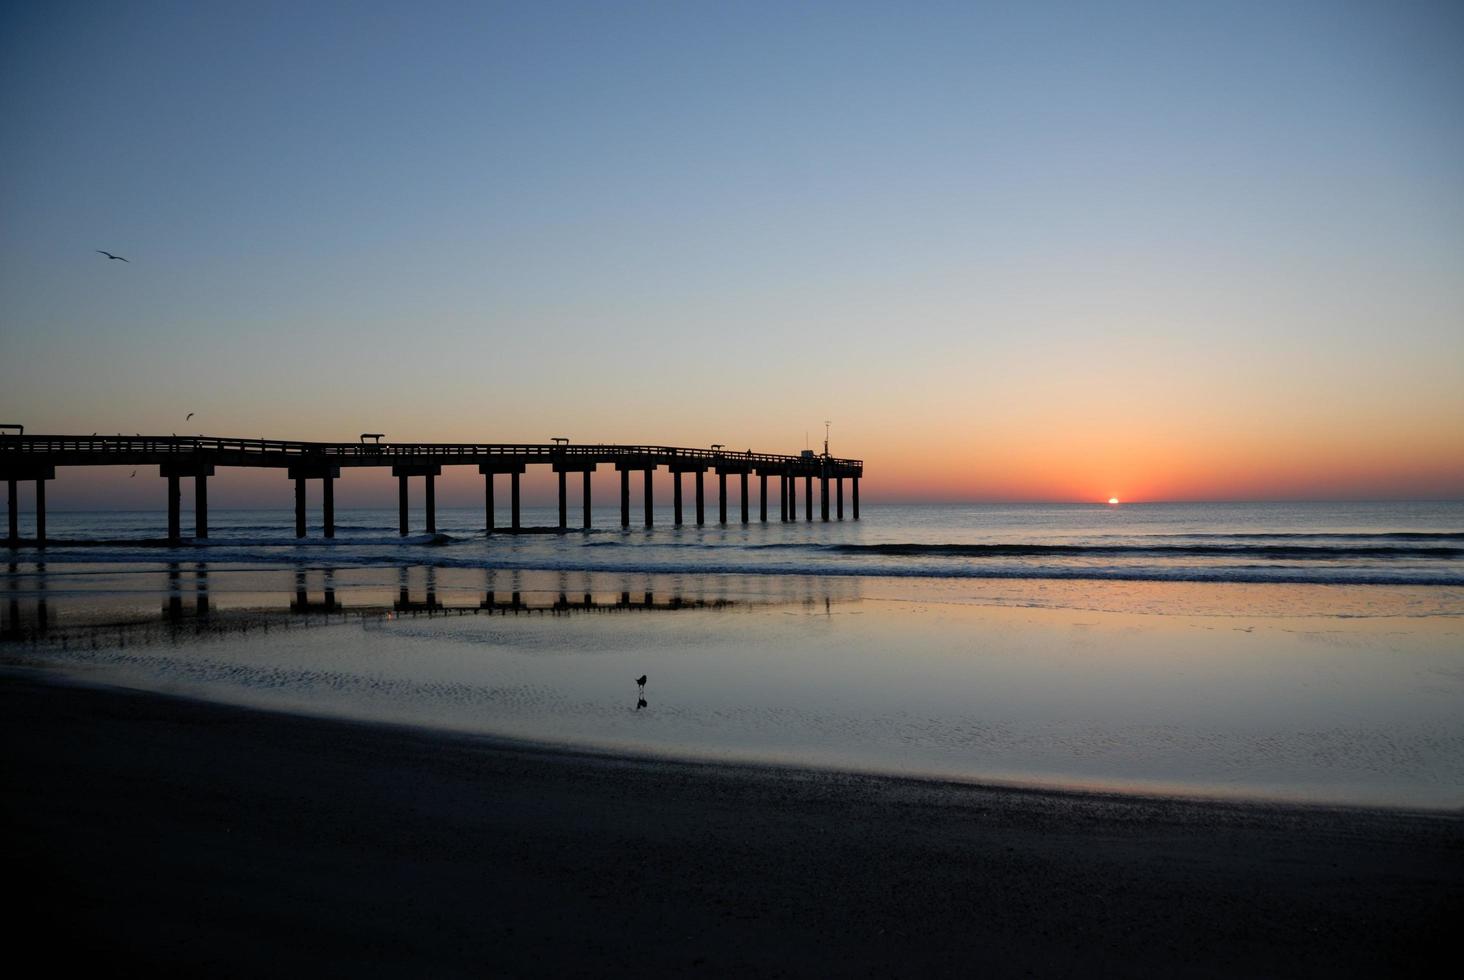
2 434 862 544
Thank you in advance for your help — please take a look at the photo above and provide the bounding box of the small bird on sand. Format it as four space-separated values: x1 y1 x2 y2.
96 250 129 262
185 412 194 421
130 470 136 478
636 674 647 691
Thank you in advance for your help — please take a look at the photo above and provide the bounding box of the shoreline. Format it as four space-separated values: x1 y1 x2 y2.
4 668 1461 976
18 663 1464 815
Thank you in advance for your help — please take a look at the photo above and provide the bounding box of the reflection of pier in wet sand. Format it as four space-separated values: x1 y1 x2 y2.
1 588 750 646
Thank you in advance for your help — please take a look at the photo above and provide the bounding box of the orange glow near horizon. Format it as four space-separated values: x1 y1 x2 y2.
8 342 1464 509
19 423 1464 512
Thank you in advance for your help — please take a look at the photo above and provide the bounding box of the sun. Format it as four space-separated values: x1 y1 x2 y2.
1107 497 1120 505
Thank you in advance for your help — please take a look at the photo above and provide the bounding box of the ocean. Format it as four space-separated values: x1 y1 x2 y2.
10 500 1464 586
5 501 1463 808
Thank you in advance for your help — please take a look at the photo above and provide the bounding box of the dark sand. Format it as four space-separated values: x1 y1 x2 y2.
3 670 1460 977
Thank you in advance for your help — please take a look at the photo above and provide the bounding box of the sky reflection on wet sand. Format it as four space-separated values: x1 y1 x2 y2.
5 565 1461 809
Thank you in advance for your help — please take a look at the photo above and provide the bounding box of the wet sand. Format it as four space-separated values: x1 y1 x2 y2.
3 669 1461 977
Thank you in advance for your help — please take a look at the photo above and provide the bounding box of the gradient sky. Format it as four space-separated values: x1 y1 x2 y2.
3 0 1462 508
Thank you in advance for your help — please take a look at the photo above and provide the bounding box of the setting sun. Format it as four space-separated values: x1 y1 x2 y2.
1108 497 1120 505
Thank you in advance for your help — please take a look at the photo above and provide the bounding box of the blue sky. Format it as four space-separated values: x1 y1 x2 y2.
3 1 1462 504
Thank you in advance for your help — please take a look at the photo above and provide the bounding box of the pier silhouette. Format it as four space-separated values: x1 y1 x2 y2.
2 433 862 545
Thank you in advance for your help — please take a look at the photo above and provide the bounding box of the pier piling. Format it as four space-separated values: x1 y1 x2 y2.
195 473 208 539
398 475 408 535
322 472 333 538
558 470 568 530
294 477 306 538
392 465 440 537
479 462 526 533
168 473 182 542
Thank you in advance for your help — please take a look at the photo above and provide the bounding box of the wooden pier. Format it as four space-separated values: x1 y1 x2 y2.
2 434 862 544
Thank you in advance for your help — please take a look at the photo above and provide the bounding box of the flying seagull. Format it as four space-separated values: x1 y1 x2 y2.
96 250 129 262
186 412 194 421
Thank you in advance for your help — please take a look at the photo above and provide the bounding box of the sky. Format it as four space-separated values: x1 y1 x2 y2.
2 0 1462 508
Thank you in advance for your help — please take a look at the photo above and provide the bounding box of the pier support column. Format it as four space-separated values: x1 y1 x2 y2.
643 468 654 527
740 472 749 524
6 479 16 542
162 463 210 542
551 462 596 530
853 476 860 519
34 478 45 544
788 476 796 522
398 475 409 536
322 473 334 538
168 473 182 542
821 475 830 522
558 470 568 530
759 473 768 522
837 478 844 520
484 474 495 534
510 472 521 531
805 476 813 522
389 466 435 534
673 472 683 526
194 473 208 539
718 471 727 525
620 469 630 528
695 471 705 526
295 476 307 538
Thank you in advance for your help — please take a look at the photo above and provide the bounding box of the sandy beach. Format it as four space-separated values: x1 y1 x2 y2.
4 668 1460 977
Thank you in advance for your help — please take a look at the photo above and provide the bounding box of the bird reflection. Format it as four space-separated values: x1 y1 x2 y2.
636 697 647 711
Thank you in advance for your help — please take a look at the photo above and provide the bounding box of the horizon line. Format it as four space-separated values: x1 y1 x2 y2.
36 497 1464 513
